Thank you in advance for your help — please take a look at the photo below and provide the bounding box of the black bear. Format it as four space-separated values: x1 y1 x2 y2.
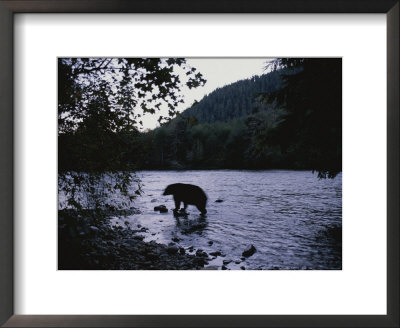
163 183 207 214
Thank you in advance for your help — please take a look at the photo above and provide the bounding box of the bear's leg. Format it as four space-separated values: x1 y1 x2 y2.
196 204 207 215
174 197 181 211
183 202 188 210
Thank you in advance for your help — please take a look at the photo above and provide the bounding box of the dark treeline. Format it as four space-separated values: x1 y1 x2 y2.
59 58 342 179
134 113 287 170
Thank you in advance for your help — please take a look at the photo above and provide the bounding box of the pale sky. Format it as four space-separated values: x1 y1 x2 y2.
141 58 273 130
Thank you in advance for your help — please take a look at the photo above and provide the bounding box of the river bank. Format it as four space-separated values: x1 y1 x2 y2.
58 209 211 270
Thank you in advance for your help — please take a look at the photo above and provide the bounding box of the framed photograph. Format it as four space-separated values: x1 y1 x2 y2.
1 1 398 327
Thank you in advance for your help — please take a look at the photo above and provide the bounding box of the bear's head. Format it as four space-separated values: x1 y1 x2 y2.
163 184 174 195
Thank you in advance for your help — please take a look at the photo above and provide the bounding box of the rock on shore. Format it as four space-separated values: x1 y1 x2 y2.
242 244 257 257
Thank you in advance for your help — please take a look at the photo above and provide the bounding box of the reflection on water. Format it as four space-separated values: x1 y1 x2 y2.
111 170 342 270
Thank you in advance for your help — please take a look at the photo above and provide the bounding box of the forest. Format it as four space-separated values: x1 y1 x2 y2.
60 58 342 179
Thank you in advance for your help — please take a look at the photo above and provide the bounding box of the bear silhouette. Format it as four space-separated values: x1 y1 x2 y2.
163 183 207 214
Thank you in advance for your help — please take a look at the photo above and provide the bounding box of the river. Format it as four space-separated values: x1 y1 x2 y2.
108 170 342 270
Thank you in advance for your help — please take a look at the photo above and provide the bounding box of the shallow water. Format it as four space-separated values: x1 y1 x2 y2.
111 170 342 270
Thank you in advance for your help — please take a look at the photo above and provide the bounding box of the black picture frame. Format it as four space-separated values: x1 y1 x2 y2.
0 1 398 327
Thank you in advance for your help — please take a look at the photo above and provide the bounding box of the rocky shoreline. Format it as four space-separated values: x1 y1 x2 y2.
58 208 258 270
58 209 210 270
